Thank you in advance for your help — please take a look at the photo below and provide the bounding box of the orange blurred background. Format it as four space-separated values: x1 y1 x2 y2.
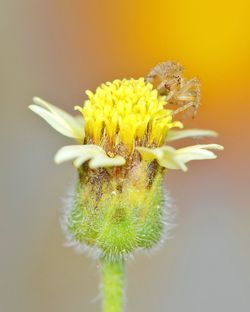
1 1 250 311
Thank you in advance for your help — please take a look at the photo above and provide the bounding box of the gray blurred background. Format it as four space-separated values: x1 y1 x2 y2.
1 1 250 311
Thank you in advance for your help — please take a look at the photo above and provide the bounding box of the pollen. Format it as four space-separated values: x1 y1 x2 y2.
76 78 182 151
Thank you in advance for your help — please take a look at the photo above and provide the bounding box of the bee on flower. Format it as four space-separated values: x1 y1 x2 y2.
29 63 223 260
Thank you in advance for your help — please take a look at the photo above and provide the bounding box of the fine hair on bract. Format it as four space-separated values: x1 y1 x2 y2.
61 177 177 261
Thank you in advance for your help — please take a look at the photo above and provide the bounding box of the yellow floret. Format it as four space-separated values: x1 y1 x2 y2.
77 78 182 150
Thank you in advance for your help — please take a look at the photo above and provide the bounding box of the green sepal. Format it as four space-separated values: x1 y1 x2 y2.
67 169 167 258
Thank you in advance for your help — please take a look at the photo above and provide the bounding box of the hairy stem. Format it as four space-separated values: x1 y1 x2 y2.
101 257 125 312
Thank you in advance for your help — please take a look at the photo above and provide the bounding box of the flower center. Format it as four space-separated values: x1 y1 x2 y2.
77 78 182 151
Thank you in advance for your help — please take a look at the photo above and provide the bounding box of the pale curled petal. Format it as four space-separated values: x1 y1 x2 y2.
89 155 126 169
29 97 84 142
54 144 126 169
73 155 95 168
135 147 164 162
29 105 76 139
178 144 224 152
166 129 218 142
136 146 185 170
54 145 103 164
136 144 224 171
175 144 224 163
159 147 188 171
33 97 79 128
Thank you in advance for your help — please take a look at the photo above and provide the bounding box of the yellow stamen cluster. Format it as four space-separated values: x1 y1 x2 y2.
76 78 182 150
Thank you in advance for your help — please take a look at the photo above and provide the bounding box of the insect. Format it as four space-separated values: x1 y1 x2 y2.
146 61 201 118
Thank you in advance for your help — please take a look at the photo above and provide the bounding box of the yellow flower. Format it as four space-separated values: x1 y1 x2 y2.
29 79 223 171
29 63 224 260
75 78 182 150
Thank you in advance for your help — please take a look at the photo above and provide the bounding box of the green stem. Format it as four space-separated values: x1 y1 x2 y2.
101 257 125 312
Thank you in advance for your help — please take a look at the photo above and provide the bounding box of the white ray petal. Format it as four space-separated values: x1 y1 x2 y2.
175 144 224 164
166 129 218 142
160 147 188 171
30 97 84 142
54 145 103 164
135 147 163 162
89 155 126 169
136 144 223 172
29 105 77 139
54 144 126 169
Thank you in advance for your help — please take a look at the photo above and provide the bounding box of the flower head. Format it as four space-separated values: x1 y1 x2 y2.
76 78 182 150
29 61 223 259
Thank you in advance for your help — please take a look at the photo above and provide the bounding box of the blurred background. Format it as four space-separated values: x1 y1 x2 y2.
1 1 250 311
